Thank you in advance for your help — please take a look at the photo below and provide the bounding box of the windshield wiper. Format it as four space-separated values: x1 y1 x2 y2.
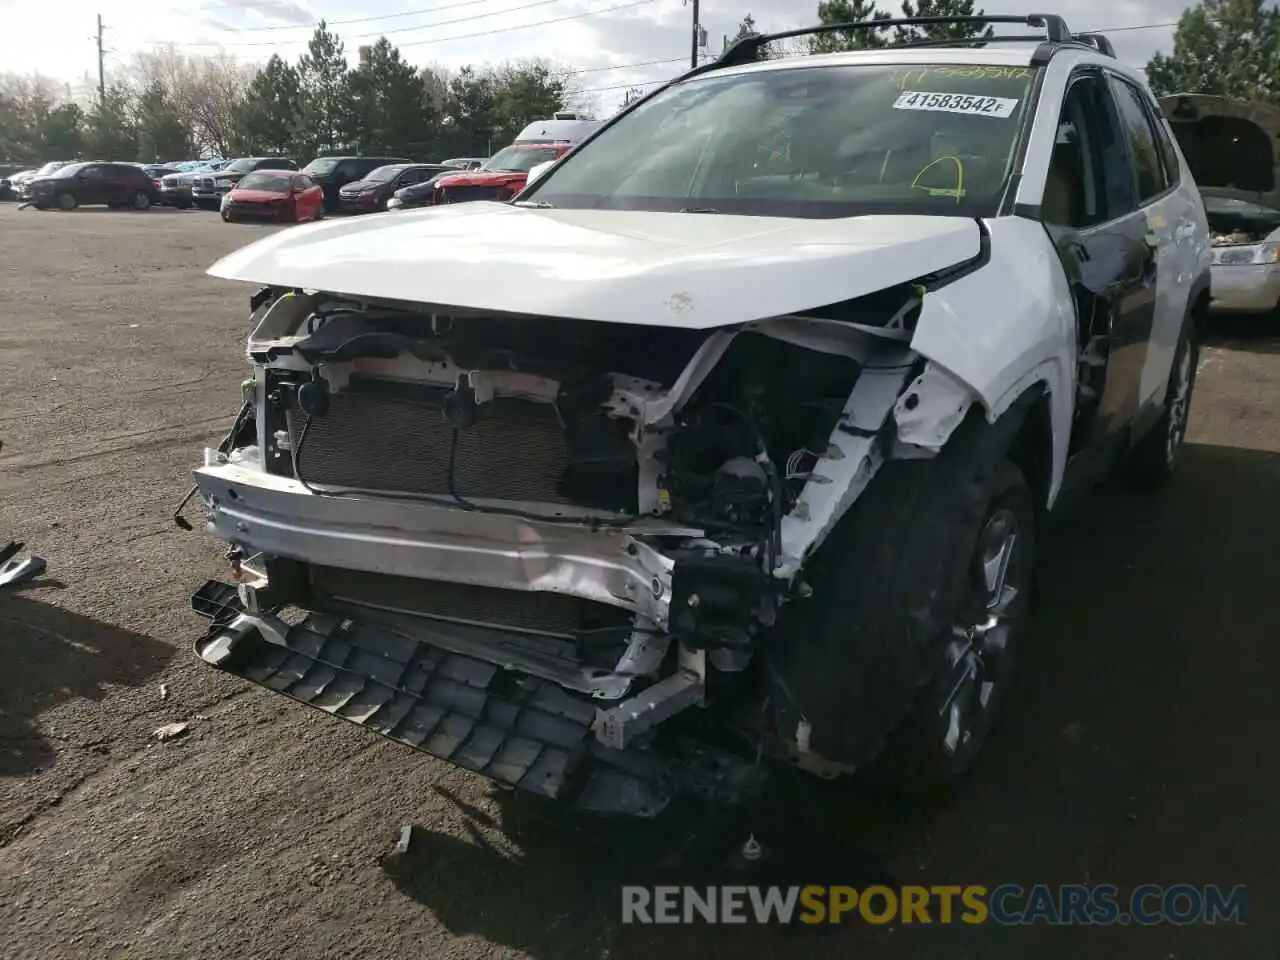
514 200 555 208
679 207 721 214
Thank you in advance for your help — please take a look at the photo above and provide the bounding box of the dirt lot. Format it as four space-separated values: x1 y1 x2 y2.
0 201 1276 959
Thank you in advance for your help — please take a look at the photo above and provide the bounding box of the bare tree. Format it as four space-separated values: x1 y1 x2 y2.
419 63 454 118
124 45 254 155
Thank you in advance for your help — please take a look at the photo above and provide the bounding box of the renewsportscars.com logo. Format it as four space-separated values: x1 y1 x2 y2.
621 884 1248 926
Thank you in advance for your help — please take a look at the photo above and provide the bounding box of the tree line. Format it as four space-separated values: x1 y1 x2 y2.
0 21 575 164
3 0 1277 166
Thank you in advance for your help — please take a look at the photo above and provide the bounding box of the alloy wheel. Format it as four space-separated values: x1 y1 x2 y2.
1165 345 1193 467
937 506 1026 764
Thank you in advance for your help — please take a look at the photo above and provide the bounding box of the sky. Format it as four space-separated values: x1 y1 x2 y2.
0 0 1196 113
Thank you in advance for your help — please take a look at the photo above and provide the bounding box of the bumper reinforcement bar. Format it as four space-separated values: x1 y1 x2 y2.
191 580 764 817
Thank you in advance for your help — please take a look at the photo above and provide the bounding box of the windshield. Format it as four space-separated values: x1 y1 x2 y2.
35 161 69 176
365 164 407 182
528 63 1034 217
237 172 293 191
303 158 341 175
224 158 260 174
484 145 559 173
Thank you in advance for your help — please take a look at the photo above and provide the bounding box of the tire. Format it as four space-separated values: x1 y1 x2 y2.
57 192 77 211
1119 316 1198 490
221 208 233 223
769 413 1036 797
132 191 152 211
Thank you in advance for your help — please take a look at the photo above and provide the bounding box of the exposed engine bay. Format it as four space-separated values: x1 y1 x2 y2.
190 283 978 813
1206 204 1280 247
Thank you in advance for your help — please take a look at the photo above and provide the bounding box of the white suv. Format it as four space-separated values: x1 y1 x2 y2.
187 14 1210 817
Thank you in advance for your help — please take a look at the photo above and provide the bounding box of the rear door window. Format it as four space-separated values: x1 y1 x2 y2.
1109 76 1167 203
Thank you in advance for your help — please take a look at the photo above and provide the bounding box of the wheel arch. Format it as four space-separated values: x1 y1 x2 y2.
1003 385 1055 522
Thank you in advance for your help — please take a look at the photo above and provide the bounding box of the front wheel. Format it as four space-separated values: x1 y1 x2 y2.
869 461 1034 794
220 208 233 223
57 192 77 211
768 415 1036 797
131 191 151 211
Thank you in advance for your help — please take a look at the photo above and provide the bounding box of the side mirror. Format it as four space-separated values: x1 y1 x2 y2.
525 160 555 187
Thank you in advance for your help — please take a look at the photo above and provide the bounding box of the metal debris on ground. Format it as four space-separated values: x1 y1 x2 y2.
390 824 413 856
0 539 46 588
153 722 189 741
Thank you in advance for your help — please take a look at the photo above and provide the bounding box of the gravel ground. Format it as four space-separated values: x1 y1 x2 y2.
0 202 1276 960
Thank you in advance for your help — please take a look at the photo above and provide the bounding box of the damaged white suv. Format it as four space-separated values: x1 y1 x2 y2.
186 15 1210 816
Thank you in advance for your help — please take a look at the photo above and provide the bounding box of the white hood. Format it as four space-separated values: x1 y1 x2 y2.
208 204 981 329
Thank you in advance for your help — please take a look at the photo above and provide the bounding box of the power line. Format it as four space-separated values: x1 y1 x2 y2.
569 56 684 75
167 0 659 48
193 0 543 31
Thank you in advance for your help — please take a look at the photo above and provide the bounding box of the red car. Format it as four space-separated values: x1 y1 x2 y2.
431 143 575 204
221 170 325 224
430 115 601 204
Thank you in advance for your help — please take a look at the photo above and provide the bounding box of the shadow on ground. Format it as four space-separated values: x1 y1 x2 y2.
0 589 175 776
384 441 1278 959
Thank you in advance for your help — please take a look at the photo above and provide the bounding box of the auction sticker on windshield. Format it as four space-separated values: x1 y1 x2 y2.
893 91 1019 118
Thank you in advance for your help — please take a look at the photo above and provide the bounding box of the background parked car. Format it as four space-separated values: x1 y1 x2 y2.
192 157 297 210
24 161 157 211
140 164 184 193
301 155 411 211
429 115 600 205
1161 92 1280 314
440 157 487 170
337 162 455 214
158 163 224 208
386 170 456 211
221 170 325 223
430 142 571 205
13 161 73 201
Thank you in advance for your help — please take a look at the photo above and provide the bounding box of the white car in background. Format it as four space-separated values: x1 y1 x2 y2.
1162 93 1280 314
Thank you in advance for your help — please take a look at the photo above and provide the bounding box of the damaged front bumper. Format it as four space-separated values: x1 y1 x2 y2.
196 455 682 631
191 581 763 816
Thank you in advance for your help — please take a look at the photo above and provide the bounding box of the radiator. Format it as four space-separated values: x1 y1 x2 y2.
287 378 573 504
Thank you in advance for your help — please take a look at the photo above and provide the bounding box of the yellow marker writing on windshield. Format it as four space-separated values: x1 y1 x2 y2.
911 156 966 202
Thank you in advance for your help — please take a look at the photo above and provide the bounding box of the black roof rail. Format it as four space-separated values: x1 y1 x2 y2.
713 14 1072 68
1072 32 1116 57
887 33 1050 50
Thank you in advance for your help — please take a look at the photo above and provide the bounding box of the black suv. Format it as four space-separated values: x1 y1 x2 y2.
301 155 411 211
24 162 157 211
191 157 297 211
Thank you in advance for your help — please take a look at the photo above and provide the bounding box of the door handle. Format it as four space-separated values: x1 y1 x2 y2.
1067 240 1091 262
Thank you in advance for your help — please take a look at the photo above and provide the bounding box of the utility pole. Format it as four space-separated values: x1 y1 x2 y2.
684 0 700 67
94 14 106 106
